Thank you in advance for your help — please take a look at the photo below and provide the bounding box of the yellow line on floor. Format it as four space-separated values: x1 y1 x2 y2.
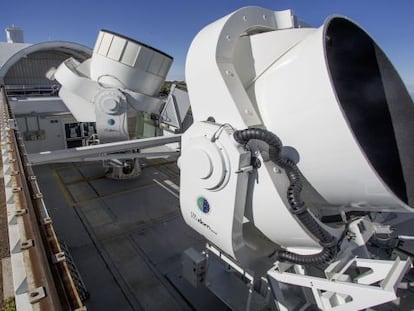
51 168 75 207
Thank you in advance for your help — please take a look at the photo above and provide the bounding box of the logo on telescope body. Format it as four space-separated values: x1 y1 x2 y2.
190 196 217 235
197 196 210 214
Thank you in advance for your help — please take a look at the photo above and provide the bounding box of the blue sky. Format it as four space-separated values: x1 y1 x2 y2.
1 0 413 93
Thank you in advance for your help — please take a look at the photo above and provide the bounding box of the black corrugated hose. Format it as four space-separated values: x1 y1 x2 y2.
233 128 337 265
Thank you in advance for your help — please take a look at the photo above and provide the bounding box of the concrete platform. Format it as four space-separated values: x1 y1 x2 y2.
34 160 227 311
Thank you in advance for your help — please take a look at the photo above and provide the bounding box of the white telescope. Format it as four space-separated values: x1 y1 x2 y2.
179 6 414 310
48 30 190 179
181 7 414 257
49 29 173 143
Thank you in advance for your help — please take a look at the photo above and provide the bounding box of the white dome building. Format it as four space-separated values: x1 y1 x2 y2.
0 28 92 152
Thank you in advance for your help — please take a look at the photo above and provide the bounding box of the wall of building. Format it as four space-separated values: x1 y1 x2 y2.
15 116 73 153
14 115 99 154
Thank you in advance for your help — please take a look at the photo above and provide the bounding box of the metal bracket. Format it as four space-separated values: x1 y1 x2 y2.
29 286 46 304
33 193 43 199
182 248 207 288
53 251 66 263
20 239 34 250
14 209 27 216
7 118 17 129
43 217 52 225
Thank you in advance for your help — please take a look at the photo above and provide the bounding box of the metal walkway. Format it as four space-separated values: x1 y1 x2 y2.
33 160 227 310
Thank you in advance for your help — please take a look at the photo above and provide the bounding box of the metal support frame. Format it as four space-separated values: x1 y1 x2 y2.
267 257 412 311
27 133 181 165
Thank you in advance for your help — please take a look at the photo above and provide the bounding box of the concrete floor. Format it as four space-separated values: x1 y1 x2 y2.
34 159 227 311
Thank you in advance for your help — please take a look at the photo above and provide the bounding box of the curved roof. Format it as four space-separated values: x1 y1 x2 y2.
0 42 31 68
0 41 92 85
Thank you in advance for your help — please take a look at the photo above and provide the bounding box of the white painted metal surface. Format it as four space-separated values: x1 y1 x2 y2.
51 57 166 124
49 30 172 144
27 134 181 165
180 122 252 259
183 7 414 250
186 7 297 129
92 30 172 96
268 257 412 311
183 6 325 253
181 6 414 310
252 19 414 212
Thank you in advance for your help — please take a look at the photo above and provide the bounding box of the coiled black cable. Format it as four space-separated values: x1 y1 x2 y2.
233 128 337 265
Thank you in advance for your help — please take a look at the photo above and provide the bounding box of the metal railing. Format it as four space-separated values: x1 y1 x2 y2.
4 84 60 97
1 86 86 310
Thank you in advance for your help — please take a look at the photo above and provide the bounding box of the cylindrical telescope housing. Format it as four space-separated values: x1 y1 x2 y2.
253 16 414 212
90 29 173 96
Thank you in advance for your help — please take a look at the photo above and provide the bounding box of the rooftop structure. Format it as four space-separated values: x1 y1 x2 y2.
0 28 91 89
0 30 93 154
1 6 414 310
5 26 24 43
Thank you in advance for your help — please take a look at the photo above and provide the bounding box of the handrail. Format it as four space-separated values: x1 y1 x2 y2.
0 86 86 310
4 84 60 97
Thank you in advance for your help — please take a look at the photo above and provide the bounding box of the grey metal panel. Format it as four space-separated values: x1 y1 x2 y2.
131 217 205 267
9 97 69 115
53 166 84 184
66 182 99 203
34 160 229 310
104 236 184 311
70 245 136 311
89 166 168 197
